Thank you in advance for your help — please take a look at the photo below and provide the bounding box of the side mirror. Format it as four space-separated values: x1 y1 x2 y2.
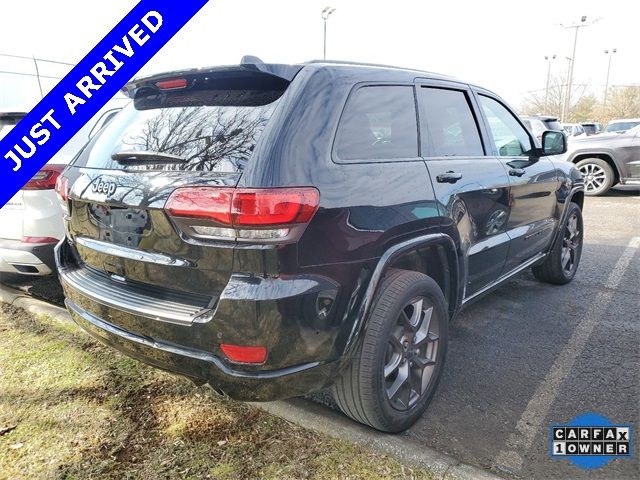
541 130 566 156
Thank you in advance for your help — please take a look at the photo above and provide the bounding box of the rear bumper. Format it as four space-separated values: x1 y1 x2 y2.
55 240 344 401
0 238 56 275
64 296 338 401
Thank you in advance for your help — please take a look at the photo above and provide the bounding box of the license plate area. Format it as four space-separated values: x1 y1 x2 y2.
88 204 152 247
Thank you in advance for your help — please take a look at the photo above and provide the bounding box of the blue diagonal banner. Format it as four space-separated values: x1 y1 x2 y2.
0 0 210 208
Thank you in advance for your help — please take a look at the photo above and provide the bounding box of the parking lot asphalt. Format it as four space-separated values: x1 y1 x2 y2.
405 188 639 479
2 188 638 479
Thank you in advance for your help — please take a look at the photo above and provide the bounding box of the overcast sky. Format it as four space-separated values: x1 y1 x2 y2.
1 0 638 110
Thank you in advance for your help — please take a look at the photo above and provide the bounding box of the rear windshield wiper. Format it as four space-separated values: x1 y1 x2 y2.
111 151 188 165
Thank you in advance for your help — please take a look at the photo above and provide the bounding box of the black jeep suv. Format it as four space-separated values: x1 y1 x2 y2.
55 58 584 432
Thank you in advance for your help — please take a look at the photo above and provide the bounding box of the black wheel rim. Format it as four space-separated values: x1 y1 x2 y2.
561 212 581 274
383 296 440 411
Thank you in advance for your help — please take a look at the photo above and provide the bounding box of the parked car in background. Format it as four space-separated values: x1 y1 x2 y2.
561 125 640 195
521 116 548 142
603 118 640 134
534 115 563 131
562 123 586 138
55 58 583 433
581 122 602 136
0 99 128 277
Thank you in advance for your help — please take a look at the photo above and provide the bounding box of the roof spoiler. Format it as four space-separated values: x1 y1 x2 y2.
0 112 26 123
122 57 303 99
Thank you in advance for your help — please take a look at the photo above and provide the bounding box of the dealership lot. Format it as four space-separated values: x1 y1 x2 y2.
404 189 639 478
3 189 639 479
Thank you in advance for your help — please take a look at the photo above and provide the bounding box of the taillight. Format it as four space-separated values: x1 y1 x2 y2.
165 187 320 243
22 165 65 190
220 344 267 364
21 236 59 244
54 175 70 202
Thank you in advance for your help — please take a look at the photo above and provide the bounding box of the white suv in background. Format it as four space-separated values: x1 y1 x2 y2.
0 99 128 277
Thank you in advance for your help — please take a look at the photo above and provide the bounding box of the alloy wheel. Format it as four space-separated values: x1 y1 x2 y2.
383 297 440 411
561 212 581 274
579 163 607 193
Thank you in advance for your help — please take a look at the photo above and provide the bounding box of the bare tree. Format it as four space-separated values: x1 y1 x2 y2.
520 74 589 121
601 86 640 123
121 105 273 172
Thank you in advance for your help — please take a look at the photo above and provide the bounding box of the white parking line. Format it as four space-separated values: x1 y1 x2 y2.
495 236 640 472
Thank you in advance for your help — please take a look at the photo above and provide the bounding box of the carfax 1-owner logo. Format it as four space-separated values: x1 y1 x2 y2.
550 413 632 469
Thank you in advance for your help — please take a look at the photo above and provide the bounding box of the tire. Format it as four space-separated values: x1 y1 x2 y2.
332 269 448 432
575 158 614 196
532 202 583 285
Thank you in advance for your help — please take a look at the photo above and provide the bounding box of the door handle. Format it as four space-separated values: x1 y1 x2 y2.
509 168 526 177
436 171 463 183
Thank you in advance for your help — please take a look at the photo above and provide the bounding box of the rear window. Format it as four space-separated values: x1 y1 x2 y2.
543 119 562 131
335 86 418 161
605 121 640 133
72 87 282 172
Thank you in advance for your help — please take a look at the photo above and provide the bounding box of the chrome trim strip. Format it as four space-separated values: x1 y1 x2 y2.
75 237 195 267
462 252 545 305
59 267 209 326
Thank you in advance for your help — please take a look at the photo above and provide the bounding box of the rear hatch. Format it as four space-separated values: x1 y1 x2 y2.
62 64 300 308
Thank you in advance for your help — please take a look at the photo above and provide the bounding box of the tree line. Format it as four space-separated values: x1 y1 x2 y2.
520 75 640 124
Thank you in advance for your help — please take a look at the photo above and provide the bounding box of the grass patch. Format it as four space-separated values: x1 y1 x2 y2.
0 304 432 479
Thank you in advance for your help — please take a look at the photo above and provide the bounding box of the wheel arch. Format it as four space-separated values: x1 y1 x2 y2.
571 152 620 184
343 233 460 358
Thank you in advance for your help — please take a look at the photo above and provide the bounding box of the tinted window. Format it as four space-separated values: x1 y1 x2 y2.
418 87 484 157
73 98 279 172
604 121 640 133
543 119 562 131
479 96 532 156
335 86 418 160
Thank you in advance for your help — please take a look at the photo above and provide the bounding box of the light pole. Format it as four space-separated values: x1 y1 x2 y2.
321 7 336 60
544 54 557 113
560 16 600 122
561 56 572 122
602 48 617 116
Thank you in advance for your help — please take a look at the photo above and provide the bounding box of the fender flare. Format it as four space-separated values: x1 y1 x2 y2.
342 233 459 358
548 184 585 253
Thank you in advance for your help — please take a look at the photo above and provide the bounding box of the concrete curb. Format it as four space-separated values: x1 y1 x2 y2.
1 284 502 480
255 398 502 480
0 284 69 320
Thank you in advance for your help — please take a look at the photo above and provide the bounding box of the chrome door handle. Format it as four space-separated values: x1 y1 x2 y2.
436 171 463 183
509 168 526 177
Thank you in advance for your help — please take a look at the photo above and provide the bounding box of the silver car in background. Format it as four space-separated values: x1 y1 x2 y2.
603 118 640 134
560 125 640 195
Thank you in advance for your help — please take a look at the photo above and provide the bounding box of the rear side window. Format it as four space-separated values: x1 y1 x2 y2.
418 87 484 157
72 83 285 172
335 86 418 161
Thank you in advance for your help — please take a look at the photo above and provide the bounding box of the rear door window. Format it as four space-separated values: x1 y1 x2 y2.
418 87 484 157
335 85 418 161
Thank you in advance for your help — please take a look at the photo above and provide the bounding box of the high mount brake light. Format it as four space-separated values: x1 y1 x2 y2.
23 165 65 190
165 187 320 242
155 78 188 90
